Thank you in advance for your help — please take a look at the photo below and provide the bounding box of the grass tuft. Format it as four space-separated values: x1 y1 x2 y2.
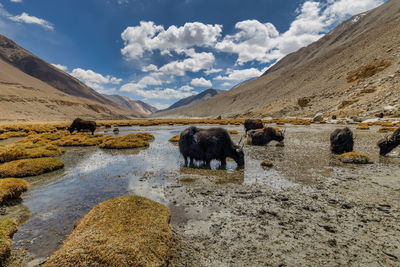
169 135 180 142
99 133 154 149
0 157 64 178
0 142 63 163
378 127 397 133
0 218 18 264
356 124 370 130
0 178 30 203
45 196 172 267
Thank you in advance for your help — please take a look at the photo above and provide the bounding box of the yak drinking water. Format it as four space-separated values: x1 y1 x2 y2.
68 118 96 135
247 127 284 146
244 119 263 133
330 127 354 154
179 126 244 168
377 127 400 156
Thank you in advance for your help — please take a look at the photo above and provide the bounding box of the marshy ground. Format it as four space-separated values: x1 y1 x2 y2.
0 122 399 266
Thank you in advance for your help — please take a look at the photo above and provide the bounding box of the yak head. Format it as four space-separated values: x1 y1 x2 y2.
233 136 245 167
68 126 74 133
274 128 285 142
377 135 397 156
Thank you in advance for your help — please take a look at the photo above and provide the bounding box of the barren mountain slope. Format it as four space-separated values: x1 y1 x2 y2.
159 89 223 113
0 34 116 106
103 94 157 117
0 58 137 122
159 0 400 118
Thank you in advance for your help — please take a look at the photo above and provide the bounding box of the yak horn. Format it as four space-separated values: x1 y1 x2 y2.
237 136 243 146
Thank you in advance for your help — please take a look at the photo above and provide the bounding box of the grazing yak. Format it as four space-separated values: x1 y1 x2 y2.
330 127 354 154
68 118 96 135
179 126 244 168
377 127 400 156
247 127 284 146
244 119 263 133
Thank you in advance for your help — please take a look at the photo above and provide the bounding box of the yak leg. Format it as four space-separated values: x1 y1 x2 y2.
205 159 211 168
220 158 226 167
184 157 188 166
189 157 195 167
92 129 95 135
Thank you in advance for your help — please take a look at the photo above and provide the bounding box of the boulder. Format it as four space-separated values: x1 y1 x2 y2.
45 196 172 267
313 113 324 122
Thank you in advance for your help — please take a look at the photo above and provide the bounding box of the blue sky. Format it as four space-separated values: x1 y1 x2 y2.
0 0 384 109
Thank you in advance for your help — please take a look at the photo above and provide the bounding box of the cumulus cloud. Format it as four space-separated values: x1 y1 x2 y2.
9 0 23 2
51 63 68 72
121 21 222 59
142 64 158 72
190 77 212 87
204 68 223 75
70 68 122 92
158 49 215 76
179 85 194 91
215 0 383 65
9 12 54 30
214 68 264 82
120 84 196 100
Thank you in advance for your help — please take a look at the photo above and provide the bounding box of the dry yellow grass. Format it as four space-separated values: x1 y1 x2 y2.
0 142 63 163
45 196 172 267
0 131 29 140
0 217 18 264
339 152 373 164
99 133 153 149
0 157 64 178
168 134 180 142
346 59 392 83
0 178 29 203
228 130 239 134
53 133 108 147
356 124 370 130
378 127 397 133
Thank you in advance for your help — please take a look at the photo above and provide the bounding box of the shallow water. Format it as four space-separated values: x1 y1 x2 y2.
9 124 400 259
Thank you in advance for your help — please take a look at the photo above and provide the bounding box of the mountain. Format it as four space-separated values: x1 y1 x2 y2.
102 94 157 117
0 35 117 106
159 89 223 113
0 35 140 122
158 0 400 119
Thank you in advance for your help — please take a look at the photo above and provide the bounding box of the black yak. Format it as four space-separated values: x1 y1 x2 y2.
68 118 96 135
330 127 354 154
377 127 400 156
247 127 284 146
179 126 244 168
244 119 263 133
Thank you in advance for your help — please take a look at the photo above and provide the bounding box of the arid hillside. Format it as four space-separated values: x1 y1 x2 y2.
0 35 145 122
158 0 400 119
103 94 158 117
0 58 138 122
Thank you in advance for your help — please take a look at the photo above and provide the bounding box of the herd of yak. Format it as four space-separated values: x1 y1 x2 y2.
68 118 400 168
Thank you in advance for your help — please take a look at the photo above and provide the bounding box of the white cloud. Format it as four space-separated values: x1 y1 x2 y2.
9 12 54 30
179 85 194 91
51 63 68 72
120 84 196 100
190 77 212 87
121 21 222 59
214 0 383 65
70 68 122 92
10 0 23 3
204 68 223 75
214 68 263 82
142 64 158 72
158 49 215 76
